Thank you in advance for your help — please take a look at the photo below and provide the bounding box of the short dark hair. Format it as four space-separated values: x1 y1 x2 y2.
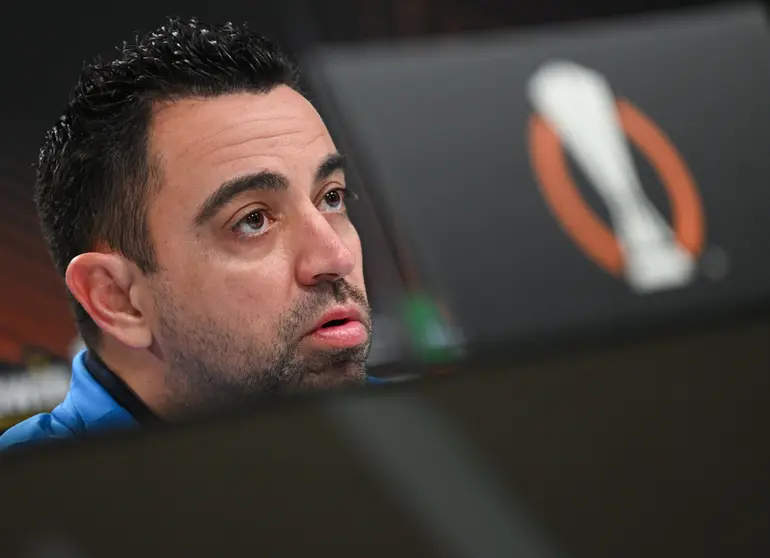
35 17 300 349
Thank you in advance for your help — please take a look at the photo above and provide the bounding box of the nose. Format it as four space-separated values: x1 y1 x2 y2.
294 211 356 287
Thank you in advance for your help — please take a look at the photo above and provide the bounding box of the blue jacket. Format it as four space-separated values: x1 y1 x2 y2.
0 350 388 453
0 350 138 452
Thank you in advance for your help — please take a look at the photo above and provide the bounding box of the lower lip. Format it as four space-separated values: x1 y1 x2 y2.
307 321 368 349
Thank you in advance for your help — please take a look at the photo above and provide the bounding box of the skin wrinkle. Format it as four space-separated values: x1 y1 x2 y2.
166 93 307 160
175 127 323 170
197 125 312 161
206 132 327 169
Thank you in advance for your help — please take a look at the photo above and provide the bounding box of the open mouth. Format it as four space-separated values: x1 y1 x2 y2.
320 318 350 329
308 311 368 348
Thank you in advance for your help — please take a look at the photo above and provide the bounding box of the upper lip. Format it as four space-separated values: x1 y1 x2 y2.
308 306 365 334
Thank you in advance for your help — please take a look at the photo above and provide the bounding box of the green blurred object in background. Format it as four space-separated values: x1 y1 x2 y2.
401 292 464 364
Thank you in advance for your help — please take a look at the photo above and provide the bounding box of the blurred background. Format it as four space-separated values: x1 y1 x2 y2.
0 0 732 432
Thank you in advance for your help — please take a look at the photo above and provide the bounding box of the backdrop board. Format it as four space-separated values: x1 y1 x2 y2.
304 2 770 359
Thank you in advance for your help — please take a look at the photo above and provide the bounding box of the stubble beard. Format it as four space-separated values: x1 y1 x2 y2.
153 279 371 419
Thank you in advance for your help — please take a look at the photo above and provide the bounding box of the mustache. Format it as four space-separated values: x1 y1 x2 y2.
282 279 371 339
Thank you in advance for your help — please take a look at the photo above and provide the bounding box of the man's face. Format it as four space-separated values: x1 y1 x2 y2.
143 88 370 416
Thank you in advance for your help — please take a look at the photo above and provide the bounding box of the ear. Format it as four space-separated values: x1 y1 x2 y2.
65 253 153 350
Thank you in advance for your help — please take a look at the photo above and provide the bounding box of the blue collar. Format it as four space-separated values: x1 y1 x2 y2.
56 350 139 434
84 350 159 424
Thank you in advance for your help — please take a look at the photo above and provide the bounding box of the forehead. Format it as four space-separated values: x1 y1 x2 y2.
148 87 335 202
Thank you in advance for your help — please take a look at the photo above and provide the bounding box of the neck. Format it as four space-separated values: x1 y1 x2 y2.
93 336 172 420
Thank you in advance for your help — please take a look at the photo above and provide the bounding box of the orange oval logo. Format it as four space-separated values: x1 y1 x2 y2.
529 98 705 277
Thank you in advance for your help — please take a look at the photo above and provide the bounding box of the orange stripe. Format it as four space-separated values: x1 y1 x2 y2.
530 99 705 276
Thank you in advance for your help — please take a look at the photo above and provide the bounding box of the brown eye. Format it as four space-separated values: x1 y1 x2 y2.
232 210 270 238
320 188 349 212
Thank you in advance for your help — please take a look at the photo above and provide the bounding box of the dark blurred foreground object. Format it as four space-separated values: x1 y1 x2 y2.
1 305 768 558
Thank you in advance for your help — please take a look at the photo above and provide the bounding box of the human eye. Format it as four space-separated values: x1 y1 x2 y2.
231 209 273 239
318 186 358 214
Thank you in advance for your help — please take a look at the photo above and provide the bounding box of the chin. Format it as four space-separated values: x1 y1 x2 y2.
296 361 367 391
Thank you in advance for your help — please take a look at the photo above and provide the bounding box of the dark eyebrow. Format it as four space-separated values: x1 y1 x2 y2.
315 152 347 183
194 171 288 227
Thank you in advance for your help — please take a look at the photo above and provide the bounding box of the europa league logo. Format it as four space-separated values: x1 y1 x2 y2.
528 61 708 293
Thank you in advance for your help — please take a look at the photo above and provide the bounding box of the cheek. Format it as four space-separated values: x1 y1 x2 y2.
222 253 299 322
223 269 286 308
161 250 292 328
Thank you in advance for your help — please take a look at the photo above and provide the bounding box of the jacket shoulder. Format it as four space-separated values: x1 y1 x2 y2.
0 410 77 452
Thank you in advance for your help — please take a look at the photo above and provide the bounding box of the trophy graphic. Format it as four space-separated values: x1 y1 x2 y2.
528 61 697 293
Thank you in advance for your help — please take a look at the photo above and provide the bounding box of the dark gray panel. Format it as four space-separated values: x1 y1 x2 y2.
307 3 770 347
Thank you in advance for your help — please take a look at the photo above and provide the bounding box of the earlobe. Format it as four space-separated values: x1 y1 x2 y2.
66 253 153 350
